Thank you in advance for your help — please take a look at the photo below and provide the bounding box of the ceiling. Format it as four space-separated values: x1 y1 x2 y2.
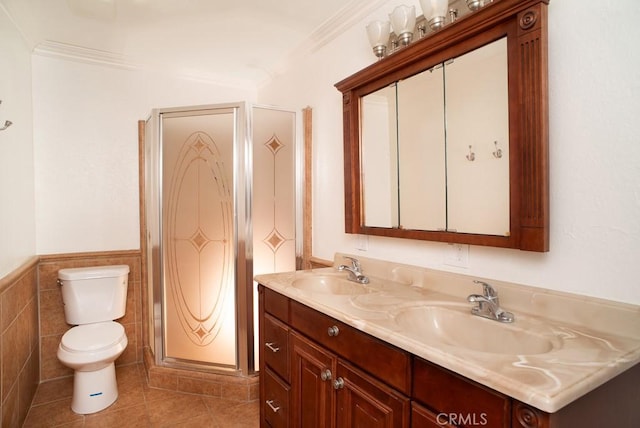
1 0 382 87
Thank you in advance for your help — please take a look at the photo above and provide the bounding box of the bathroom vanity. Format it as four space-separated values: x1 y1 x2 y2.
257 255 640 427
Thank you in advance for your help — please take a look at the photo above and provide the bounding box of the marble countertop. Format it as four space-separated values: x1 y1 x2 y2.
255 256 640 413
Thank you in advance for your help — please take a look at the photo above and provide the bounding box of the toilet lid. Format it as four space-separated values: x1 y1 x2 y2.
61 322 126 353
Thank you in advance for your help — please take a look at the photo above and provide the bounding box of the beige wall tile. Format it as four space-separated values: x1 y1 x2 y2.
0 261 38 427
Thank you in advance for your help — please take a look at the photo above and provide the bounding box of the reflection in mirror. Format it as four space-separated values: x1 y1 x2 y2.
446 37 509 235
359 37 509 236
361 84 398 228
397 66 446 231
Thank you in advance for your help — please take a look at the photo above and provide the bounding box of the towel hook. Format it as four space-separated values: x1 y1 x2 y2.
466 145 475 161
492 140 502 159
0 100 13 131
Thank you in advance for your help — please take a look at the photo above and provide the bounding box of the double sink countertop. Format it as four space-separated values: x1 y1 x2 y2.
255 254 640 413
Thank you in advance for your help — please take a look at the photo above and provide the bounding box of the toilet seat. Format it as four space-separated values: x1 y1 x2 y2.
61 322 126 353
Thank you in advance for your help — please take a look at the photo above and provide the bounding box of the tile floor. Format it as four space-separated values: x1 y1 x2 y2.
23 364 259 427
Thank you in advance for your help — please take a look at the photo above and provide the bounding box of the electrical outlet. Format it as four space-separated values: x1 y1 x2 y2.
444 243 469 268
356 234 369 251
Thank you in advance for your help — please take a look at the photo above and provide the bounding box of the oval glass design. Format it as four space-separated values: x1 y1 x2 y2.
166 130 233 347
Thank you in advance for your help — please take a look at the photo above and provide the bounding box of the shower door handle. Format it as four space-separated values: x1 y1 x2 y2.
265 342 280 353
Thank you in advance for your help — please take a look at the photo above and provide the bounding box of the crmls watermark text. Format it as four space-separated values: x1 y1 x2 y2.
436 412 489 426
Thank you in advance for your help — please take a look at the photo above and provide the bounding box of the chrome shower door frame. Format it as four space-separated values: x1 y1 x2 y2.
147 102 254 375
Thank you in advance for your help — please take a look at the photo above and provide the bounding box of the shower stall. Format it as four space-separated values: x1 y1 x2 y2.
144 103 297 376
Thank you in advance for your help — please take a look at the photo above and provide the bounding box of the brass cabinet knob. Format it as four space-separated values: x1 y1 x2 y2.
321 369 332 381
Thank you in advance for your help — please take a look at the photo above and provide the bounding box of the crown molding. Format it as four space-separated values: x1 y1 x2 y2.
33 40 255 89
31 0 392 89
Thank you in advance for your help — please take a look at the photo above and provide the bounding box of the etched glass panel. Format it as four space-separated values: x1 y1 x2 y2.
161 109 236 367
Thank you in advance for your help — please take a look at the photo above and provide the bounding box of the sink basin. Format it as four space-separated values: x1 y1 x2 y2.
292 275 369 295
394 305 555 355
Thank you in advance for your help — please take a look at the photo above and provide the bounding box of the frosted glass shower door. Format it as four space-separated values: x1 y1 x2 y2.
161 109 237 368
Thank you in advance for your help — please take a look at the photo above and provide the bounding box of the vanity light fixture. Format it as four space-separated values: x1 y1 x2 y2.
366 20 391 59
389 5 416 46
419 0 450 31
365 0 493 59
466 0 491 11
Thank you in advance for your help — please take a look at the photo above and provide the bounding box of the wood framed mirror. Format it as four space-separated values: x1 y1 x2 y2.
335 0 549 252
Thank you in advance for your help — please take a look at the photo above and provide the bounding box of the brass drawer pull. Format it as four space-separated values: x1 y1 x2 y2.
266 399 280 413
265 342 280 353
327 325 340 337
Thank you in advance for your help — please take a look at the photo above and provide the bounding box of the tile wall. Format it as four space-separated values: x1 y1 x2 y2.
1 248 255 427
143 349 259 402
0 257 40 427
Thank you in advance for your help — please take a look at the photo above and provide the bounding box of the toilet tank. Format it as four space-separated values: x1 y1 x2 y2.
58 265 130 325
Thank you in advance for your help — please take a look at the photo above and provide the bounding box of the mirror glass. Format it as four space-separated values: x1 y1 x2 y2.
360 37 509 236
361 84 398 228
398 65 446 231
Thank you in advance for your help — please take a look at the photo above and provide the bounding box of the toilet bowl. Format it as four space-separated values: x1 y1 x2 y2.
56 265 129 414
57 322 128 414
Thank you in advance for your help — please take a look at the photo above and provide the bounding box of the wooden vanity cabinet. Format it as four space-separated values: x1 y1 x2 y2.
259 285 411 427
259 285 640 428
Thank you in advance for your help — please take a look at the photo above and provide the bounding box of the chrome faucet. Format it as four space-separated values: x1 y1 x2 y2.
467 280 514 323
338 256 370 284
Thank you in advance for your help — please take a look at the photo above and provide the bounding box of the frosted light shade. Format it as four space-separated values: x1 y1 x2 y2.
389 5 416 37
366 20 391 48
419 0 449 22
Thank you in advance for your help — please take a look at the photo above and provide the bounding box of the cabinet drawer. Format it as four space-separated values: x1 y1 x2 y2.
290 300 411 395
264 287 289 322
264 368 290 428
413 358 510 428
263 313 290 381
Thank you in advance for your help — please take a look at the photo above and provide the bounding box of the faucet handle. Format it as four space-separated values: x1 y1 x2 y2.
473 280 497 298
343 256 361 270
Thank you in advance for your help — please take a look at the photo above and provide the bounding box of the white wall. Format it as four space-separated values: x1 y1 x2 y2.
258 0 640 304
32 57 257 254
0 6 36 278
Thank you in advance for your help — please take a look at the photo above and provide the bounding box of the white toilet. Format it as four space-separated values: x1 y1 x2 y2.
56 265 129 414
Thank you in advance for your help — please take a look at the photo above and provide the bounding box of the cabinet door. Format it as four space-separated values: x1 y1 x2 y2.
290 332 336 428
413 358 509 428
335 361 410 428
411 402 456 428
